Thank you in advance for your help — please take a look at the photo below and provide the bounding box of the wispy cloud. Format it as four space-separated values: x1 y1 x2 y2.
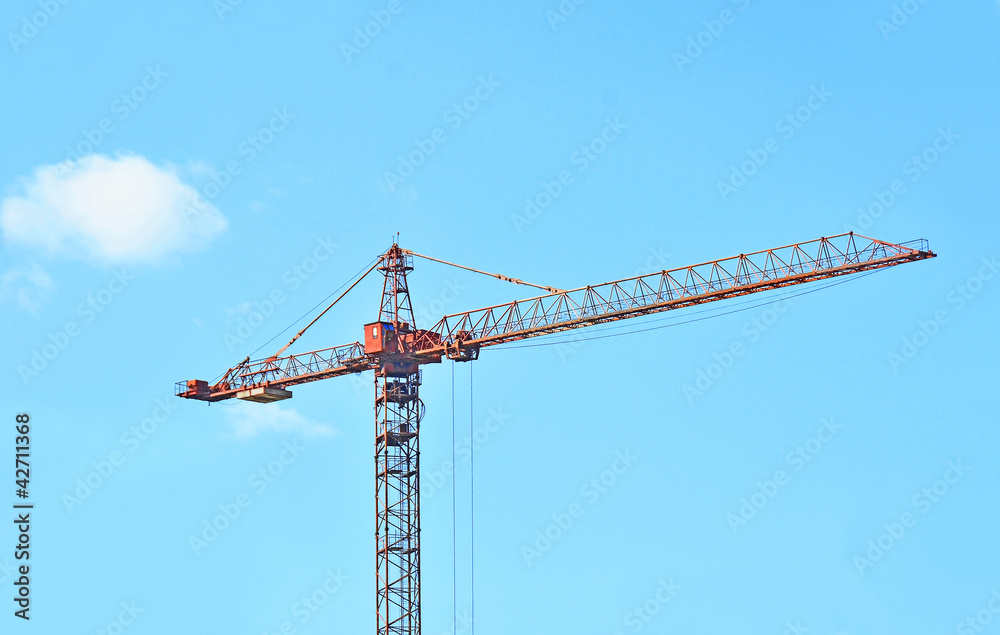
0 261 53 312
226 301 253 316
222 403 337 440
0 154 227 265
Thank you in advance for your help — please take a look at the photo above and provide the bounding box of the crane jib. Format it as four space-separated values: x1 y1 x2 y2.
176 233 933 403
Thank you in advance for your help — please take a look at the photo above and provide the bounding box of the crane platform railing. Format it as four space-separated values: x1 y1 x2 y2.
176 341 371 401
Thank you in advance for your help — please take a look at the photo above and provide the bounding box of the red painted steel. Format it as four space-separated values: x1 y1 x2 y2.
176 232 936 635
177 233 935 403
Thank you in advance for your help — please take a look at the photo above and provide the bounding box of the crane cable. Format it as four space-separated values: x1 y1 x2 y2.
238 252 383 364
208 253 384 385
402 249 565 295
267 256 385 360
493 269 884 350
450 361 477 635
451 361 457 635
470 362 476 635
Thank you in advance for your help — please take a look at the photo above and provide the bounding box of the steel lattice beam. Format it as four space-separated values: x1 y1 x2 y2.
176 234 935 403
375 369 421 635
419 233 933 350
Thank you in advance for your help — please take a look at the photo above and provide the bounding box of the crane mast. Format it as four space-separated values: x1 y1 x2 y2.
176 232 936 635
374 246 421 635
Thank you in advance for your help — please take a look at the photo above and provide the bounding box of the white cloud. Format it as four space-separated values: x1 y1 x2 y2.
223 403 337 440
185 160 217 178
226 301 253 315
0 261 53 312
0 154 227 264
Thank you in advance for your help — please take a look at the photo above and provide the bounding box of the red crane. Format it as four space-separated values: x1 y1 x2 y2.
177 232 935 635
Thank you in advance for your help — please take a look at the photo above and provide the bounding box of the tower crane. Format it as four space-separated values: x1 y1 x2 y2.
177 232 935 635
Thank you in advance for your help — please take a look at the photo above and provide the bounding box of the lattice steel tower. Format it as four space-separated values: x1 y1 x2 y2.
374 245 421 635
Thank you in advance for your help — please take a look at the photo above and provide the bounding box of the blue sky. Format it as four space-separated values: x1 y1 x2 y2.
1 1 999 633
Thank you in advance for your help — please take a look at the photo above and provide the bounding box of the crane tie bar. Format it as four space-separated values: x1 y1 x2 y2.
401 249 565 294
